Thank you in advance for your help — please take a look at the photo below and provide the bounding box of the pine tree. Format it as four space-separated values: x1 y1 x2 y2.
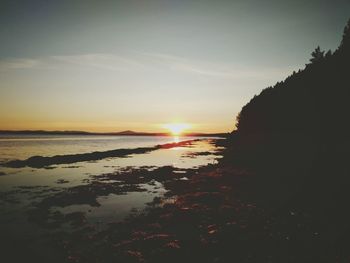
339 18 350 50
309 46 324 63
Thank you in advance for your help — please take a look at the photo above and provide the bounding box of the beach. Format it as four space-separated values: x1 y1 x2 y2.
0 135 224 262
1 135 339 263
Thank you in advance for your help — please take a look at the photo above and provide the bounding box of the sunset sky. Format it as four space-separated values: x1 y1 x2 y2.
0 0 349 133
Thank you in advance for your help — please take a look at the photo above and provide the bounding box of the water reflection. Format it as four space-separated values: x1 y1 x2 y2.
0 135 197 162
173 136 180 143
0 138 223 258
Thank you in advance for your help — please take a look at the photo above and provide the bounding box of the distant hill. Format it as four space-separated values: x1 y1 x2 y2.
0 129 227 137
0 130 162 136
113 130 140 135
0 130 92 135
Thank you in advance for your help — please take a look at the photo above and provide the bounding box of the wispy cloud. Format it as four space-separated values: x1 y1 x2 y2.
0 58 40 71
51 53 146 71
0 52 297 82
141 52 296 80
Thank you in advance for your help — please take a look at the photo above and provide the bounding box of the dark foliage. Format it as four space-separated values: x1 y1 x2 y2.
235 24 349 136
222 19 350 262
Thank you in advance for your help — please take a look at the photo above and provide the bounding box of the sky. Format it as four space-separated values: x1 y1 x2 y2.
0 0 349 133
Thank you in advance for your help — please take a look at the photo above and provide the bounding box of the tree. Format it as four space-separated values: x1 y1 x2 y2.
309 46 324 63
325 50 332 58
339 18 350 50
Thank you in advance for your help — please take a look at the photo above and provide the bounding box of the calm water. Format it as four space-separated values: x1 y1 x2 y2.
0 135 194 162
0 135 217 186
0 135 222 230
0 134 223 262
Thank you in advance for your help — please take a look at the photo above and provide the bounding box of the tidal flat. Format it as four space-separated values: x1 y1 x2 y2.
0 137 224 262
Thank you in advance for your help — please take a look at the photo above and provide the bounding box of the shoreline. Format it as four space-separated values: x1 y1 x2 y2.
0 139 225 263
2 139 203 169
0 139 269 263
2 137 346 262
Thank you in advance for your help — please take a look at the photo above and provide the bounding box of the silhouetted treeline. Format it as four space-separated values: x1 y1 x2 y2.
236 20 349 137
225 19 350 166
222 19 350 261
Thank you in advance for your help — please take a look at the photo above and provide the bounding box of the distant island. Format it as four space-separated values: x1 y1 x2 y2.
0 129 227 137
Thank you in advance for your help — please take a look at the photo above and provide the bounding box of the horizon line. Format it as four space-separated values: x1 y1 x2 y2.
0 129 229 136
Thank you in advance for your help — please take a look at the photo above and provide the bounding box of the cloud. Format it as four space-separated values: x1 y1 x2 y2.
0 52 297 83
140 52 296 80
51 53 145 71
0 58 40 71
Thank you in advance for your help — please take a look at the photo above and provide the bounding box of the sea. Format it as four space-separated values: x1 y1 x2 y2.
0 134 223 259
0 135 220 188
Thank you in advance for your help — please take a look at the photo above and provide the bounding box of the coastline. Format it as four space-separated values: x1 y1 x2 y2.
0 138 225 263
2 139 201 168
1 137 317 263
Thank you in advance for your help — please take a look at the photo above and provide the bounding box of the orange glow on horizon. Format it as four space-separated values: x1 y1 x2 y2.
163 123 191 136
0 119 230 134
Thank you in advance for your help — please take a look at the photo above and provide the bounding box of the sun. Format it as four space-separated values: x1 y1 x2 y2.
163 123 190 136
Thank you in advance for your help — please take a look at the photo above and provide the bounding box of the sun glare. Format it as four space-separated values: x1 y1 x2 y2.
163 123 190 136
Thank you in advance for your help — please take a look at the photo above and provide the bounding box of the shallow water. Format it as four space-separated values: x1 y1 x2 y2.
0 136 223 248
0 134 195 162
0 137 219 189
